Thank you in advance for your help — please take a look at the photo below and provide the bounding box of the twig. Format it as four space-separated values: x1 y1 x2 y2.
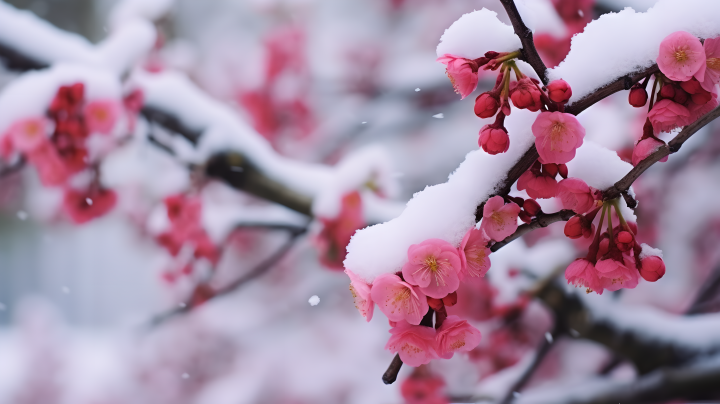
147 227 306 327
491 210 574 252
604 106 720 201
499 0 548 84
497 328 558 404
0 42 47 71
0 157 25 178
686 264 720 315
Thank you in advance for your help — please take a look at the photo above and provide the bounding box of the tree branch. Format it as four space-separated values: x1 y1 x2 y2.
498 327 558 404
491 209 574 252
603 106 720 201
147 227 306 327
499 0 548 84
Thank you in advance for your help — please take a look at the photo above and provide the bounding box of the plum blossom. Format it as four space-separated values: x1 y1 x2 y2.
517 168 558 199
83 100 120 135
546 79 572 104
557 178 596 214
458 227 491 279
63 188 117 224
370 273 428 325
532 111 585 164
6 117 50 153
315 191 364 270
699 37 720 92
478 124 509 155
509 78 542 111
385 321 437 367
647 99 690 134
596 255 639 292
639 255 666 282
480 196 520 242
401 370 447 404
565 258 602 294
437 55 478 99
346 270 374 321
156 195 219 265
687 87 719 124
434 315 482 359
632 137 668 166
564 215 594 239
25 142 68 186
402 239 462 299
657 31 705 82
474 92 500 118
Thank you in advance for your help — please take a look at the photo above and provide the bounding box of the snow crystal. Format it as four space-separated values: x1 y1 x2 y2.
16 211 28 221
61 287 70 294
345 108 539 283
415 88 421 92
639 243 663 259
308 295 320 306
549 0 720 104
181 372 190 379
544 332 553 343
436 9 522 60
432 113 444 119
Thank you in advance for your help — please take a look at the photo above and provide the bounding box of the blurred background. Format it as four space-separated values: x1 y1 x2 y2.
3 0 720 403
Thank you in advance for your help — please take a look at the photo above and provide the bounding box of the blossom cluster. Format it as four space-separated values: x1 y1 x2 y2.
0 83 143 223
629 32 720 166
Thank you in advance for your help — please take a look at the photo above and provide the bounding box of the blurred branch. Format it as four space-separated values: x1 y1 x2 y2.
498 327 558 404
0 157 25 178
491 209 574 252
604 106 720 202
0 42 47 71
148 226 307 327
499 0 548 84
686 264 720 315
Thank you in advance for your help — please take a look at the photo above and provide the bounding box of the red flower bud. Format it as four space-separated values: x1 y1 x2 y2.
557 163 568 179
673 87 689 104
509 78 543 112
507 195 525 206
564 215 593 239
474 92 500 118
519 210 532 223
442 292 458 307
427 297 444 311
639 256 666 282
680 78 703 94
478 124 509 155
691 88 712 105
547 79 572 104
628 86 648 107
542 163 558 178
659 83 675 100
617 231 633 244
523 199 542 216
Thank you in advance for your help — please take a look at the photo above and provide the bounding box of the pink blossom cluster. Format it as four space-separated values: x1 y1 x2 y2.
629 32 720 166
314 191 367 270
438 52 585 163
562 193 666 294
0 83 144 224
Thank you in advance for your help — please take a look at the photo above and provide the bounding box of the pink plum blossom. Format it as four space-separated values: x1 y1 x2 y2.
346 269 374 322
517 169 558 199
385 321 437 367
657 31 705 82
647 99 690 134
565 258 602 294
83 100 120 135
596 256 639 292
474 92 500 118
699 37 720 92
63 188 118 224
315 191 364 270
435 315 482 359
480 196 520 242
686 87 719 124
370 273 428 325
7 117 50 153
437 55 478 99
532 111 585 164
402 239 462 299
509 78 542 111
632 137 668 166
557 178 596 214
458 227 491 279
478 125 509 155
25 142 69 186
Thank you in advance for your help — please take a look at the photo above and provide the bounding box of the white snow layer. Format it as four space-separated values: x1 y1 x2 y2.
436 9 522 60
0 2 155 74
550 0 720 104
345 108 539 283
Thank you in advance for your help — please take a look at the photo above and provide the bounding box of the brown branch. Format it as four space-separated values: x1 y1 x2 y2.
147 227 306 327
498 327 558 404
603 106 720 201
499 0 548 84
491 209 574 252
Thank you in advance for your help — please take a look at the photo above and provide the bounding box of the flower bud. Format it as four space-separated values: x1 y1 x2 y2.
519 210 532 223
427 297 444 311
564 215 593 239
639 255 666 282
474 92 500 118
542 163 558 178
617 231 633 244
523 199 542 216
558 163 569 179
673 87 689 104
509 78 543 111
628 86 648 107
597 236 609 260
507 195 525 206
659 84 675 100
478 124 510 155
484 51 500 59
547 79 572 104
680 79 703 94
691 88 712 105
442 292 458 307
